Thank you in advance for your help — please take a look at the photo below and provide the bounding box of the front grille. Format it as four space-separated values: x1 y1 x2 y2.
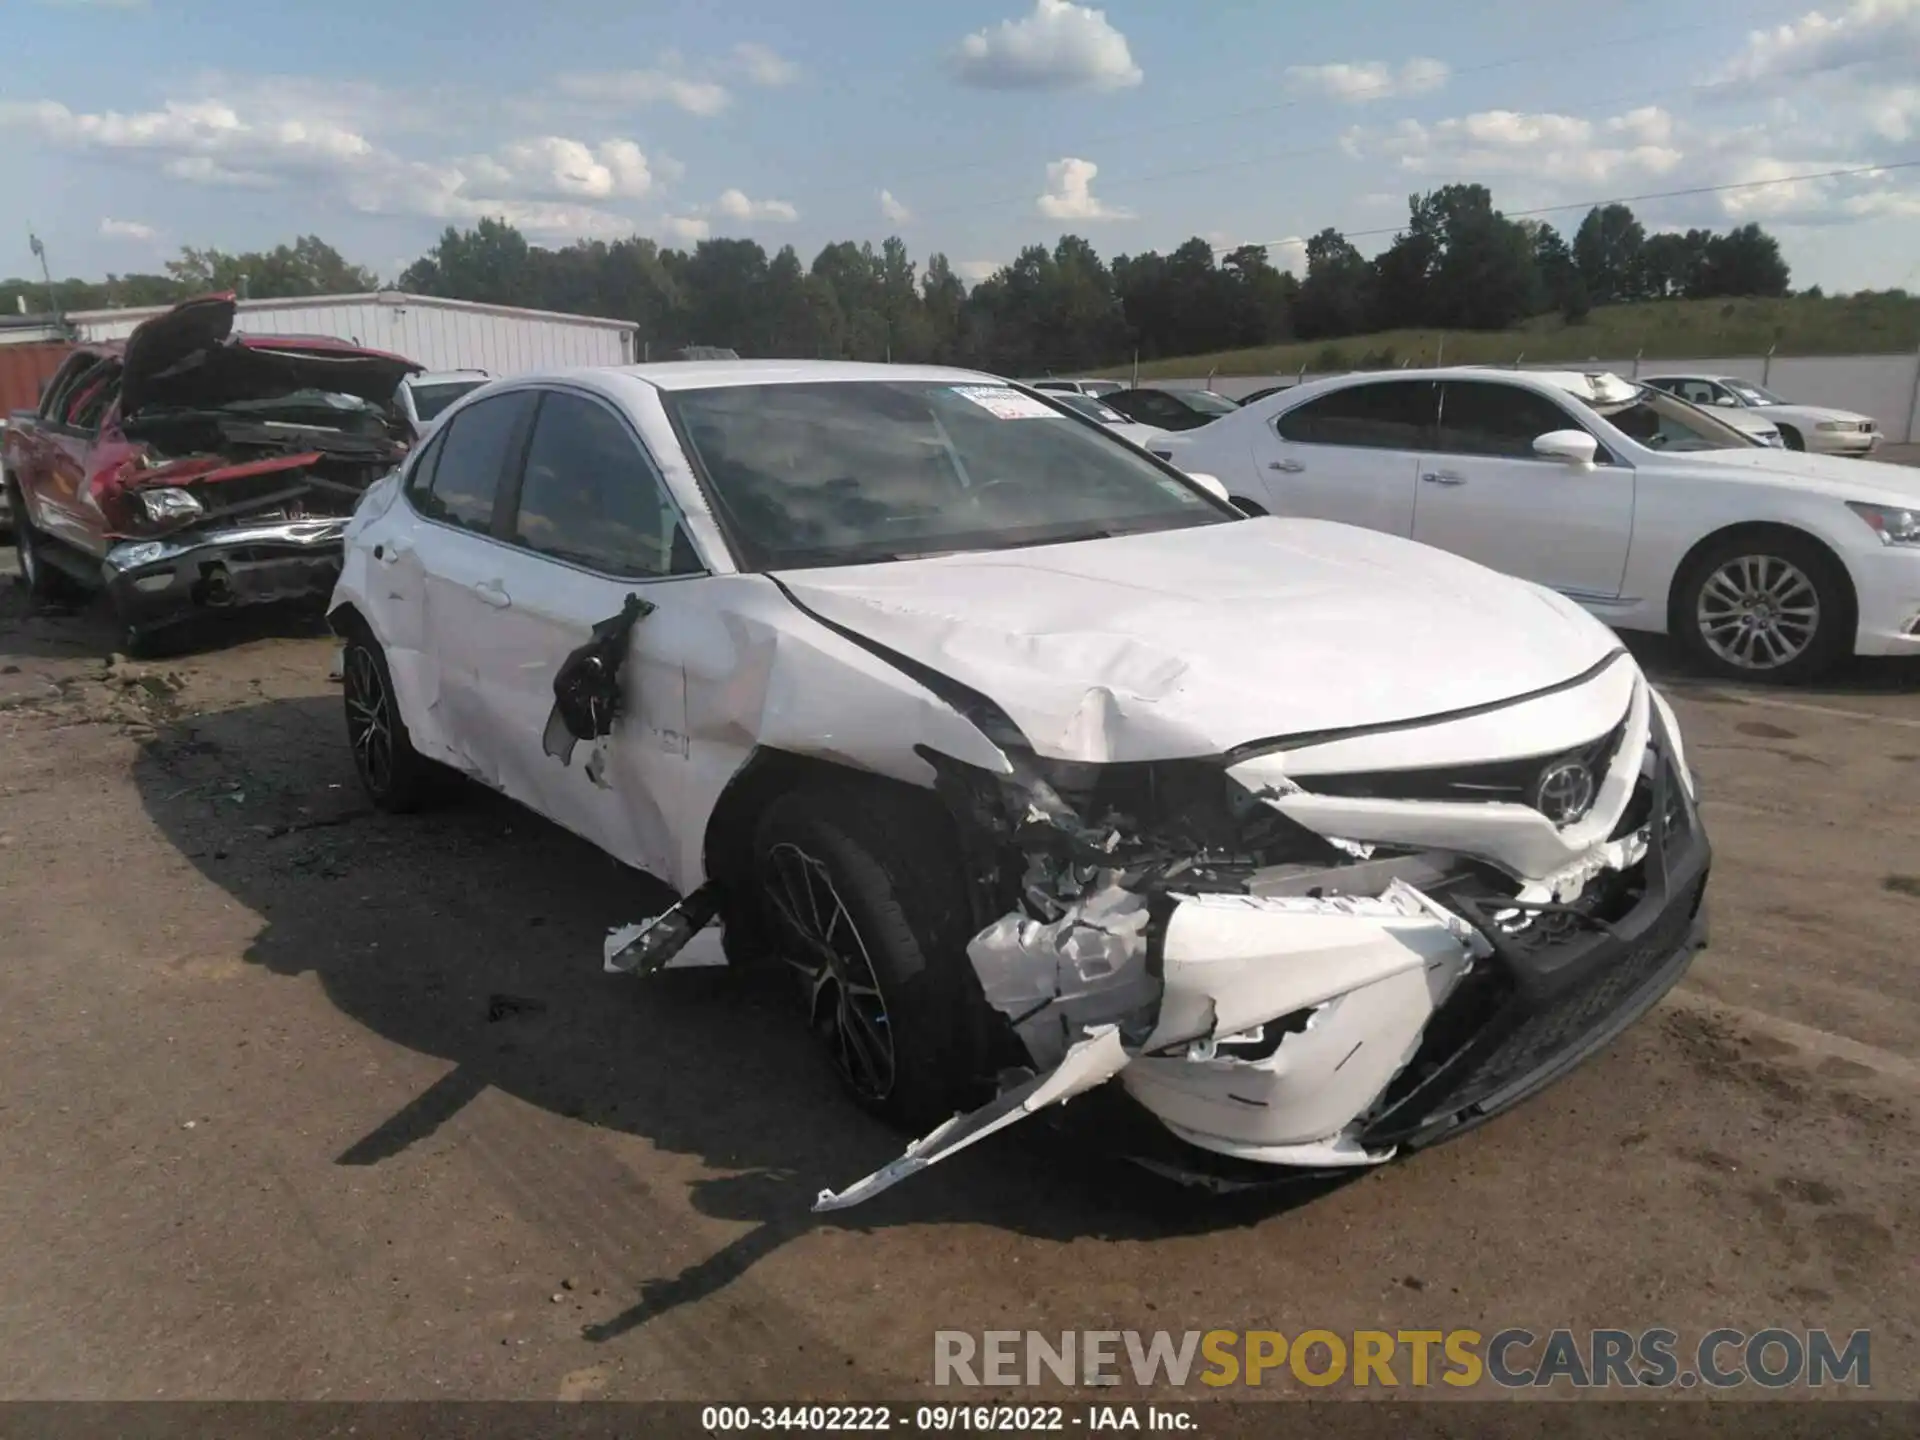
1361 720 1707 1150
1294 718 1626 814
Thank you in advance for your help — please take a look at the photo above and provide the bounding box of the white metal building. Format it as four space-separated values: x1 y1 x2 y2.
62 291 638 375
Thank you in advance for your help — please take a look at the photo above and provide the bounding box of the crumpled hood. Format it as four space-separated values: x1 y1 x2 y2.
122 292 421 415
1678 447 1920 503
776 517 1622 762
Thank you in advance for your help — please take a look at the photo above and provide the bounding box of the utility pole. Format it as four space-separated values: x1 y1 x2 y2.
29 231 59 323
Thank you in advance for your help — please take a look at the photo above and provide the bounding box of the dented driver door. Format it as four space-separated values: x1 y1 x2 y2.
441 387 703 882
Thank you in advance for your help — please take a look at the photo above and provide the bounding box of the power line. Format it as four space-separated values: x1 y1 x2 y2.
1228 160 1920 258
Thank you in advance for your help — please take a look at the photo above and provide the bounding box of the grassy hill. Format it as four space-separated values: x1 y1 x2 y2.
1102 293 1920 380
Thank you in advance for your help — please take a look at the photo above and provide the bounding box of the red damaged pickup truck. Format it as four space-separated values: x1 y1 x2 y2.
2 292 421 649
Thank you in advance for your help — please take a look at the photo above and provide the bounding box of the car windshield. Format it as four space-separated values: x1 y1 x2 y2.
1577 384 1756 451
1053 392 1129 424
666 379 1231 570
409 379 487 421
1178 390 1242 416
1725 380 1787 406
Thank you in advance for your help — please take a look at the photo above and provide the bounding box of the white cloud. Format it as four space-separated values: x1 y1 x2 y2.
464 136 654 201
734 42 801 87
1266 237 1310 277
1864 84 1920 140
1720 0 1920 86
98 217 156 240
1349 107 1685 187
951 0 1142 92
879 188 912 223
1339 92 1920 235
557 65 731 117
0 92 667 241
714 188 799 222
0 97 376 173
1285 57 1450 103
657 215 712 243
1036 156 1134 220
955 260 1002 283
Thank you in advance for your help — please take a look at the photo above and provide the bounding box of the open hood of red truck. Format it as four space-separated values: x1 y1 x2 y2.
120 293 421 416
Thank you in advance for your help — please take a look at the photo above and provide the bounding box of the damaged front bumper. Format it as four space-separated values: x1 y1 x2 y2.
816 691 1709 1211
102 516 350 632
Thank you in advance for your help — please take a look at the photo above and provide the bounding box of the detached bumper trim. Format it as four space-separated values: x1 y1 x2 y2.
103 517 349 631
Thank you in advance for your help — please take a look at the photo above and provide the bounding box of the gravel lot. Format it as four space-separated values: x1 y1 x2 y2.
1 505 1916 1406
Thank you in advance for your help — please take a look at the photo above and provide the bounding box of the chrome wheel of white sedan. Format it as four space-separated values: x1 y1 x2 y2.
1678 533 1850 684
1695 554 1821 671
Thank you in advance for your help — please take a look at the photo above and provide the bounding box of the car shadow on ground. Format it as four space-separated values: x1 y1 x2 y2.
1 555 333 663
129 694 1353 1343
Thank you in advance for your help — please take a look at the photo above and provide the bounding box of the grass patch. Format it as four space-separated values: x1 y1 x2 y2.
1099 294 1920 380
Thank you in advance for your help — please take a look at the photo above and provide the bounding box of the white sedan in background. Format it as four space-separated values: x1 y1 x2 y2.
326 359 1709 1209
1642 374 1881 456
1151 366 1920 682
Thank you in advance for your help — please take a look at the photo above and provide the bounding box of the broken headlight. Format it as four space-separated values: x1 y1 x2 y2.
918 744 1355 920
137 487 205 525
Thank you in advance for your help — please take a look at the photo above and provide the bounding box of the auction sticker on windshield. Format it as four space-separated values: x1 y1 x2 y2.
950 386 1061 419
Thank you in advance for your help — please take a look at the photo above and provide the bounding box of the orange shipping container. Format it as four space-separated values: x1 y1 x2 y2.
0 343 74 417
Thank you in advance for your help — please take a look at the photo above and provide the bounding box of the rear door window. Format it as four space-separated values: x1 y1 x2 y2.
1274 381 1438 449
413 390 536 534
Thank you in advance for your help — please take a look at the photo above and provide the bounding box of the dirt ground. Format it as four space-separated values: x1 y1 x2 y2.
1 518 1916 1406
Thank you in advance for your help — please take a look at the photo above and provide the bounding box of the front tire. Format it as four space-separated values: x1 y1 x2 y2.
1675 531 1851 683
1777 424 1805 452
749 782 1001 1131
340 628 437 811
6 477 85 605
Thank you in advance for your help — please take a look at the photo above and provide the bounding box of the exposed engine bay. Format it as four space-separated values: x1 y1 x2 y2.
107 386 411 540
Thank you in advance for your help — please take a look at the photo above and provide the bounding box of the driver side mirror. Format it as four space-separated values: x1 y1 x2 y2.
1183 471 1232 505
1712 395 1739 407
1533 430 1599 469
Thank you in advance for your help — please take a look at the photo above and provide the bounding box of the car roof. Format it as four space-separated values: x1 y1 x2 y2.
1277 366 1641 404
566 358 1006 393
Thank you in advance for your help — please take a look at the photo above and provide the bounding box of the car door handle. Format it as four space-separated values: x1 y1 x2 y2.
1268 458 1306 473
473 579 512 609
1421 471 1467 486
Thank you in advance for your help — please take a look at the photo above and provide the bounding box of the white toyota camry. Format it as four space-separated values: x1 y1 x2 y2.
328 361 1709 1209
1151 367 1920 682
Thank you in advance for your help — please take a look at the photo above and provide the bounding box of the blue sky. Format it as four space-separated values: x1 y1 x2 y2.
6 0 1920 292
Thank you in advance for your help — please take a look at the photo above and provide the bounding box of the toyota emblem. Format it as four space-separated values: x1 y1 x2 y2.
1533 760 1597 826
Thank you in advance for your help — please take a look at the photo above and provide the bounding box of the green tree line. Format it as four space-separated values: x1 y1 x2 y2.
4 189 1797 375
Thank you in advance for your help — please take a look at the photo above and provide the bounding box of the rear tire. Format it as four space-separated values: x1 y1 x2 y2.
749 781 1003 1131
340 626 438 811
1674 530 1852 684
